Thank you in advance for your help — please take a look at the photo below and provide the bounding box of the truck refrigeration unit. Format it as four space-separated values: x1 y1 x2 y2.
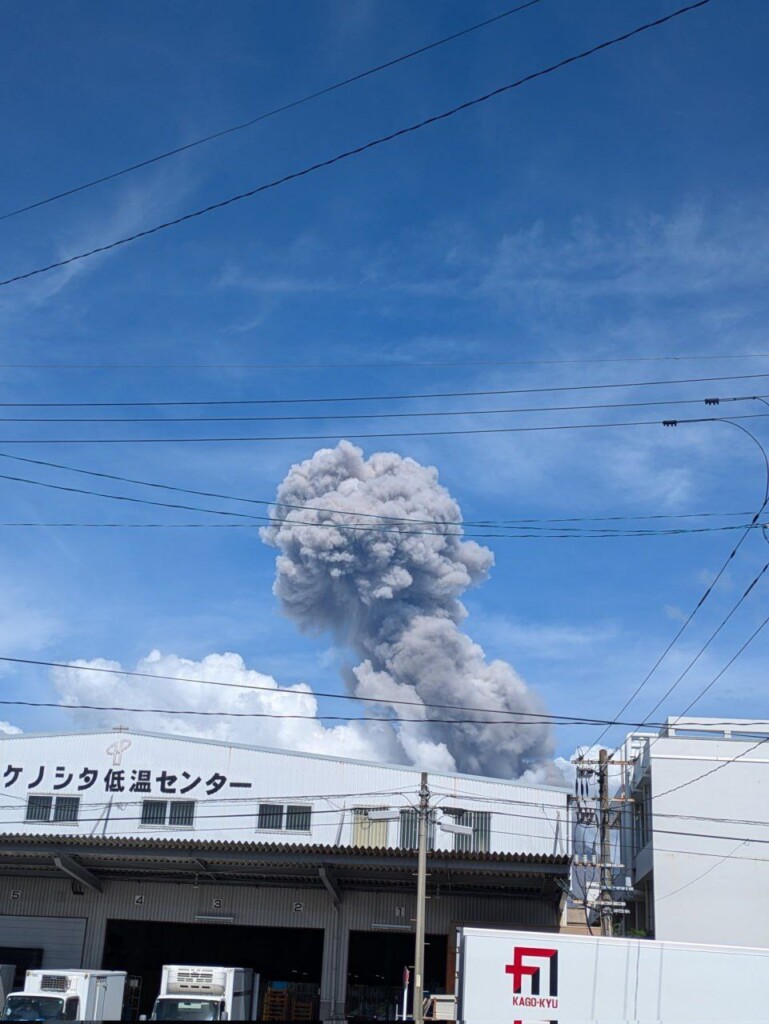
148 966 259 1021
455 927 769 1023
1 969 127 1022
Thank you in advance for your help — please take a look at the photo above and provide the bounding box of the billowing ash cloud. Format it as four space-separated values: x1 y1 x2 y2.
261 441 555 780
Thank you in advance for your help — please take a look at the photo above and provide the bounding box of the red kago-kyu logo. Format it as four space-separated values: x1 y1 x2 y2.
505 946 559 1024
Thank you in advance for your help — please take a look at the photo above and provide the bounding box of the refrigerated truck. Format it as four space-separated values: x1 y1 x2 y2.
1 969 126 1022
455 927 769 1023
149 966 259 1021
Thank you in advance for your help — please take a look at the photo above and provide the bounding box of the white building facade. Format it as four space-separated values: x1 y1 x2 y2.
0 730 572 1021
618 718 769 948
0 729 569 854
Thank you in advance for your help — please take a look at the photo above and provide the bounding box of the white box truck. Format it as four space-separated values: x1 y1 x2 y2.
148 966 258 1021
1 969 126 1022
455 927 769 1023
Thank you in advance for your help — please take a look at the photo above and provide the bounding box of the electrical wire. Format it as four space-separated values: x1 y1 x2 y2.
4 352 769 371
0 0 544 222
3 693 768 740
8 674 769 737
652 726 769 802
1 371 766 406
431 785 769 831
3 800 767 847
0 392 762 423
0 0 715 288
0 658 653 722
626 420 769 743
588 419 769 751
2 521 768 539
6 458 766 539
635 560 769 728
654 841 750 902
0 412 768 444
0 697 599 727
0 445 764 531
0 691 722 729
8 770 769 824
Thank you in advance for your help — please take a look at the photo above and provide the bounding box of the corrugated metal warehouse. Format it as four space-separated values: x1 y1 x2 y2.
0 730 572 1021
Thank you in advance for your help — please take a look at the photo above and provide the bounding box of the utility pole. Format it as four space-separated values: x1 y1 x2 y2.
598 748 613 937
414 772 429 1024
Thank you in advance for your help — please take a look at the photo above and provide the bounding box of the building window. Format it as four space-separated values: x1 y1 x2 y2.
53 797 80 823
26 796 53 822
352 808 388 849
25 795 80 824
634 782 651 853
445 809 491 853
257 803 284 830
140 800 195 827
256 804 312 831
169 801 195 828
398 808 436 851
286 805 312 832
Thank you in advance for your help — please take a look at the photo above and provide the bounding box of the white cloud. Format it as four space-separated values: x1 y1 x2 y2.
0 721 22 736
50 648 402 763
664 605 687 623
0 586 62 667
476 205 769 308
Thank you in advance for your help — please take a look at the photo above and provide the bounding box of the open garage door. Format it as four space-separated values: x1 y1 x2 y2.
346 931 447 1021
103 919 324 1020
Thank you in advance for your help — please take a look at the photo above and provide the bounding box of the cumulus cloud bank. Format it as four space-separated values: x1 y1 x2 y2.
261 441 554 779
51 649 400 761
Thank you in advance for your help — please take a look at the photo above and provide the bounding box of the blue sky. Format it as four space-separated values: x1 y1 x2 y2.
1 0 769 770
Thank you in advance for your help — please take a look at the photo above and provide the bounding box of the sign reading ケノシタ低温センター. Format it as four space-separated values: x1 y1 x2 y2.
2 762 253 795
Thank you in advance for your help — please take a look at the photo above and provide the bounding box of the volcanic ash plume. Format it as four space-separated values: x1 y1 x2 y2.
261 441 554 780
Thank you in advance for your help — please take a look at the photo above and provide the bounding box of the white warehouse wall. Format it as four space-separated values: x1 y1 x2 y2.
0 730 570 857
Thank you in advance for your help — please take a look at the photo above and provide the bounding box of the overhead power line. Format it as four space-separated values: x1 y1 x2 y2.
0 520 765 544
654 731 769 801
0 0 544 222
0 521 766 540
4 352 769 371
0 699 566 727
1 653 756 728
0 688 763 734
0 374 765 409
593 419 769 748
0 392 761 423
0 655 594 719
0 0 715 288
0 449 760 532
0 411 767 444
637 562 769 727
0 371 766 407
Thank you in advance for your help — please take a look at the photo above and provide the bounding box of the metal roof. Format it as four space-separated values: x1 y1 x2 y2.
0 832 570 899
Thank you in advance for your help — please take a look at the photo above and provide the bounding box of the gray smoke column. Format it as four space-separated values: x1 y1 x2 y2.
261 441 554 779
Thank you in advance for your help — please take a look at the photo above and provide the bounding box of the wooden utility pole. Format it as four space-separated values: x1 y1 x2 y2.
414 772 429 1024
